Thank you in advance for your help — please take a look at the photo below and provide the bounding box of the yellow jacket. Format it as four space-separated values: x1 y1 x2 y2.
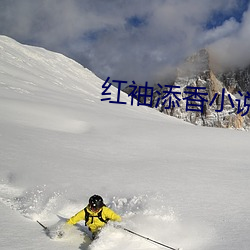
67 206 121 233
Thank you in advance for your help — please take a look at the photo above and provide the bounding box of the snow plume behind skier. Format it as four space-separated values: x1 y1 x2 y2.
66 195 122 239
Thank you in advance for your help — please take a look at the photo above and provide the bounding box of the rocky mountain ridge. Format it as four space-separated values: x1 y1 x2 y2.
124 49 250 130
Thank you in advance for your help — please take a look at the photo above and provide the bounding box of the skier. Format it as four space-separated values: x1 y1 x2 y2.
66 194 122 239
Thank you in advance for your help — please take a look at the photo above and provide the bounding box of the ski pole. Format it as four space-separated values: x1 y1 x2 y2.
37 220 48 231
122 227 180 250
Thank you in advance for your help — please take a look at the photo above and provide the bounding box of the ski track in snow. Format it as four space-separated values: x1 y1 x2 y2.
0 179 211 250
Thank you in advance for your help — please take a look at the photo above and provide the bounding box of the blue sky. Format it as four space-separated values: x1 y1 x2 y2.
206 0 249 28
0 0 249 83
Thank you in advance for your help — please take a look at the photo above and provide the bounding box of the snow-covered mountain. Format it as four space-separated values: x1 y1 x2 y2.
217 65 250 95
0 36 250 250
171 49 250 129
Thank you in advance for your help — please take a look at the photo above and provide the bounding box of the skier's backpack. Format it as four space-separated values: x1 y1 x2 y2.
84 206 109 226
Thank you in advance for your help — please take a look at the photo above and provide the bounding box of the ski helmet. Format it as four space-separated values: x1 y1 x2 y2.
89 195 104 210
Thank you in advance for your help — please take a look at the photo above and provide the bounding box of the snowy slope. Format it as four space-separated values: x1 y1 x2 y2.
0 36 250 250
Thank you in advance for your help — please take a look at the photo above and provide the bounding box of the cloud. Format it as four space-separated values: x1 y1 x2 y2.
209 4 250 69
200 18 240 45
0 0 249 83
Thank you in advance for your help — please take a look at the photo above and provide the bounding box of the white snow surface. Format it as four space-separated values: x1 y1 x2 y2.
0 35 249 250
